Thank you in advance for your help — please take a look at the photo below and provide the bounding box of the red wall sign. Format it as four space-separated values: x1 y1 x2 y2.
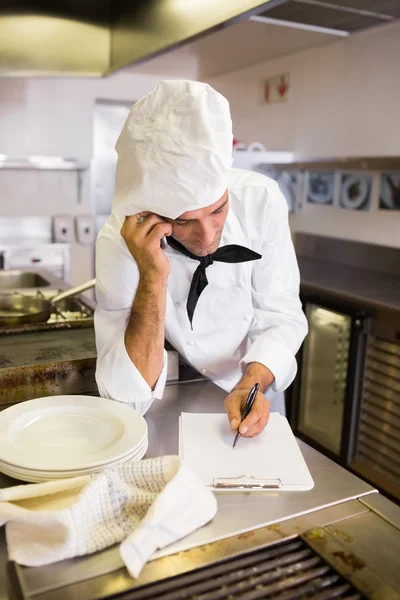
262 72 289 104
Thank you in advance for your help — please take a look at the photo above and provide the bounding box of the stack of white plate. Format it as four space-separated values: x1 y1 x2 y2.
0 395 148 483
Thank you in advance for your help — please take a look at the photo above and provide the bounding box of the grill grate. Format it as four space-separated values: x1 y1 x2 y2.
114 537 365 600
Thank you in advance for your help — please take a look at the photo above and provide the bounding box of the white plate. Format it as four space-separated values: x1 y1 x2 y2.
0 432 148 472
0 440 148 483
0 396 147 471
307 172 334 205
340 175 370 209
380 173 400 209
0 437 148 477
0 442 148 483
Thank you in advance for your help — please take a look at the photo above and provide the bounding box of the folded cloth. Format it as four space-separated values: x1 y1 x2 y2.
0 456 217 578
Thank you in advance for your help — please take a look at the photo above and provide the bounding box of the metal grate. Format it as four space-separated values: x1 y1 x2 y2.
356 335 400 486
114 537 365 600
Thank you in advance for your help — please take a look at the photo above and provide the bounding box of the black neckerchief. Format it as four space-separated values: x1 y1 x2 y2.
167 236 261 328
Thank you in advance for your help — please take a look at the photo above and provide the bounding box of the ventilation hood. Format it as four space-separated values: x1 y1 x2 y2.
0 0 399 77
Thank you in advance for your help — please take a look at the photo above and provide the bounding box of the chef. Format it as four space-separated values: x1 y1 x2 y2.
94 80 308 439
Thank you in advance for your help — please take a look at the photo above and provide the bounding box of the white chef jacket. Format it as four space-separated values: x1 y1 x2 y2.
94 168 308 415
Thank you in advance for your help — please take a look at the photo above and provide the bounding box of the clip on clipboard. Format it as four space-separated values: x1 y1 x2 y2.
213 475 281 490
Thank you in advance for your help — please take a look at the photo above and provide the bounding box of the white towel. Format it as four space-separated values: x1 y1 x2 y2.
0 455 217 578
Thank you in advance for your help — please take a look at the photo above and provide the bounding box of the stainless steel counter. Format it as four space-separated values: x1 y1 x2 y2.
146 381 376 556
299 257 400 314
1 381 399 599
295 233 400 315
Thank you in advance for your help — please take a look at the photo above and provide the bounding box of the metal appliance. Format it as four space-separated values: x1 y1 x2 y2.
0 293 94 336
0 269 95 336
289 233 400 502
9 535 367 600
290 295 370 465
0 280 96 336
350 313 400 502
0 217 71 281
0 244 71 283
1 2 398 77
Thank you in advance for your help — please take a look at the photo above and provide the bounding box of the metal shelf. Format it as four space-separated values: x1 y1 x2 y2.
0 156 88 171
272 156 400 172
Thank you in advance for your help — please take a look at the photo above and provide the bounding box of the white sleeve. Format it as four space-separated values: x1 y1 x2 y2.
94 224 168 415
241 184 308 392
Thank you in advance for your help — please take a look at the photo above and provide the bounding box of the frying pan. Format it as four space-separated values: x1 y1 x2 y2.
0 278 96 326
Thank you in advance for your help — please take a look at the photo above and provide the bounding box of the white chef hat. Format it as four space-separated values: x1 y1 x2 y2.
112 80 233 220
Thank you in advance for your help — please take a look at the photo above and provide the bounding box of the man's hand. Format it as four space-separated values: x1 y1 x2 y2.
224 389 270 437
121 212 172 285
224 362 275 438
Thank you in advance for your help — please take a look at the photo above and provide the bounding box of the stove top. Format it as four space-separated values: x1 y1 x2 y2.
0 295 94 335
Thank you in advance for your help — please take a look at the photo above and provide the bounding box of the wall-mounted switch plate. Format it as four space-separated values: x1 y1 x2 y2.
53 215 74 243
75 215 95 245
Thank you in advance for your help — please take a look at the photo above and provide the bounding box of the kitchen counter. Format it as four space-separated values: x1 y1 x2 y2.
1 380 399 599
298 256 400 314
294 234 400 316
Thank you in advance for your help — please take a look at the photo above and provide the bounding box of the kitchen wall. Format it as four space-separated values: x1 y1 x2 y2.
207 21 400 249
0 68 197 284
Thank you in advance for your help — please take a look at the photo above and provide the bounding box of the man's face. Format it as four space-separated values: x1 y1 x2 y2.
166 190 229 256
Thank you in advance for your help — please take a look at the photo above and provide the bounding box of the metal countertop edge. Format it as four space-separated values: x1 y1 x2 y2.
359 495 400 531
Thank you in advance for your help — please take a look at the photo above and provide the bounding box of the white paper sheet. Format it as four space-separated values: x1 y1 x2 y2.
179 412 314 491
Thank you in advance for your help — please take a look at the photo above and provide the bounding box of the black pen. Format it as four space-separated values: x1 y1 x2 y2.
232 382 260 448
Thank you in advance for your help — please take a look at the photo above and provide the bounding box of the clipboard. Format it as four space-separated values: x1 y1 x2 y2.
179 413 314 492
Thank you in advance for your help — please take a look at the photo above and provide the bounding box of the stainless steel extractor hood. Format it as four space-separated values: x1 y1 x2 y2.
0 0 399 77
0 1 287 76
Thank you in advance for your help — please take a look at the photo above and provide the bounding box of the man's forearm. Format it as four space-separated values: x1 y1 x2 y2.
234 361 275 394
124 280 167 389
